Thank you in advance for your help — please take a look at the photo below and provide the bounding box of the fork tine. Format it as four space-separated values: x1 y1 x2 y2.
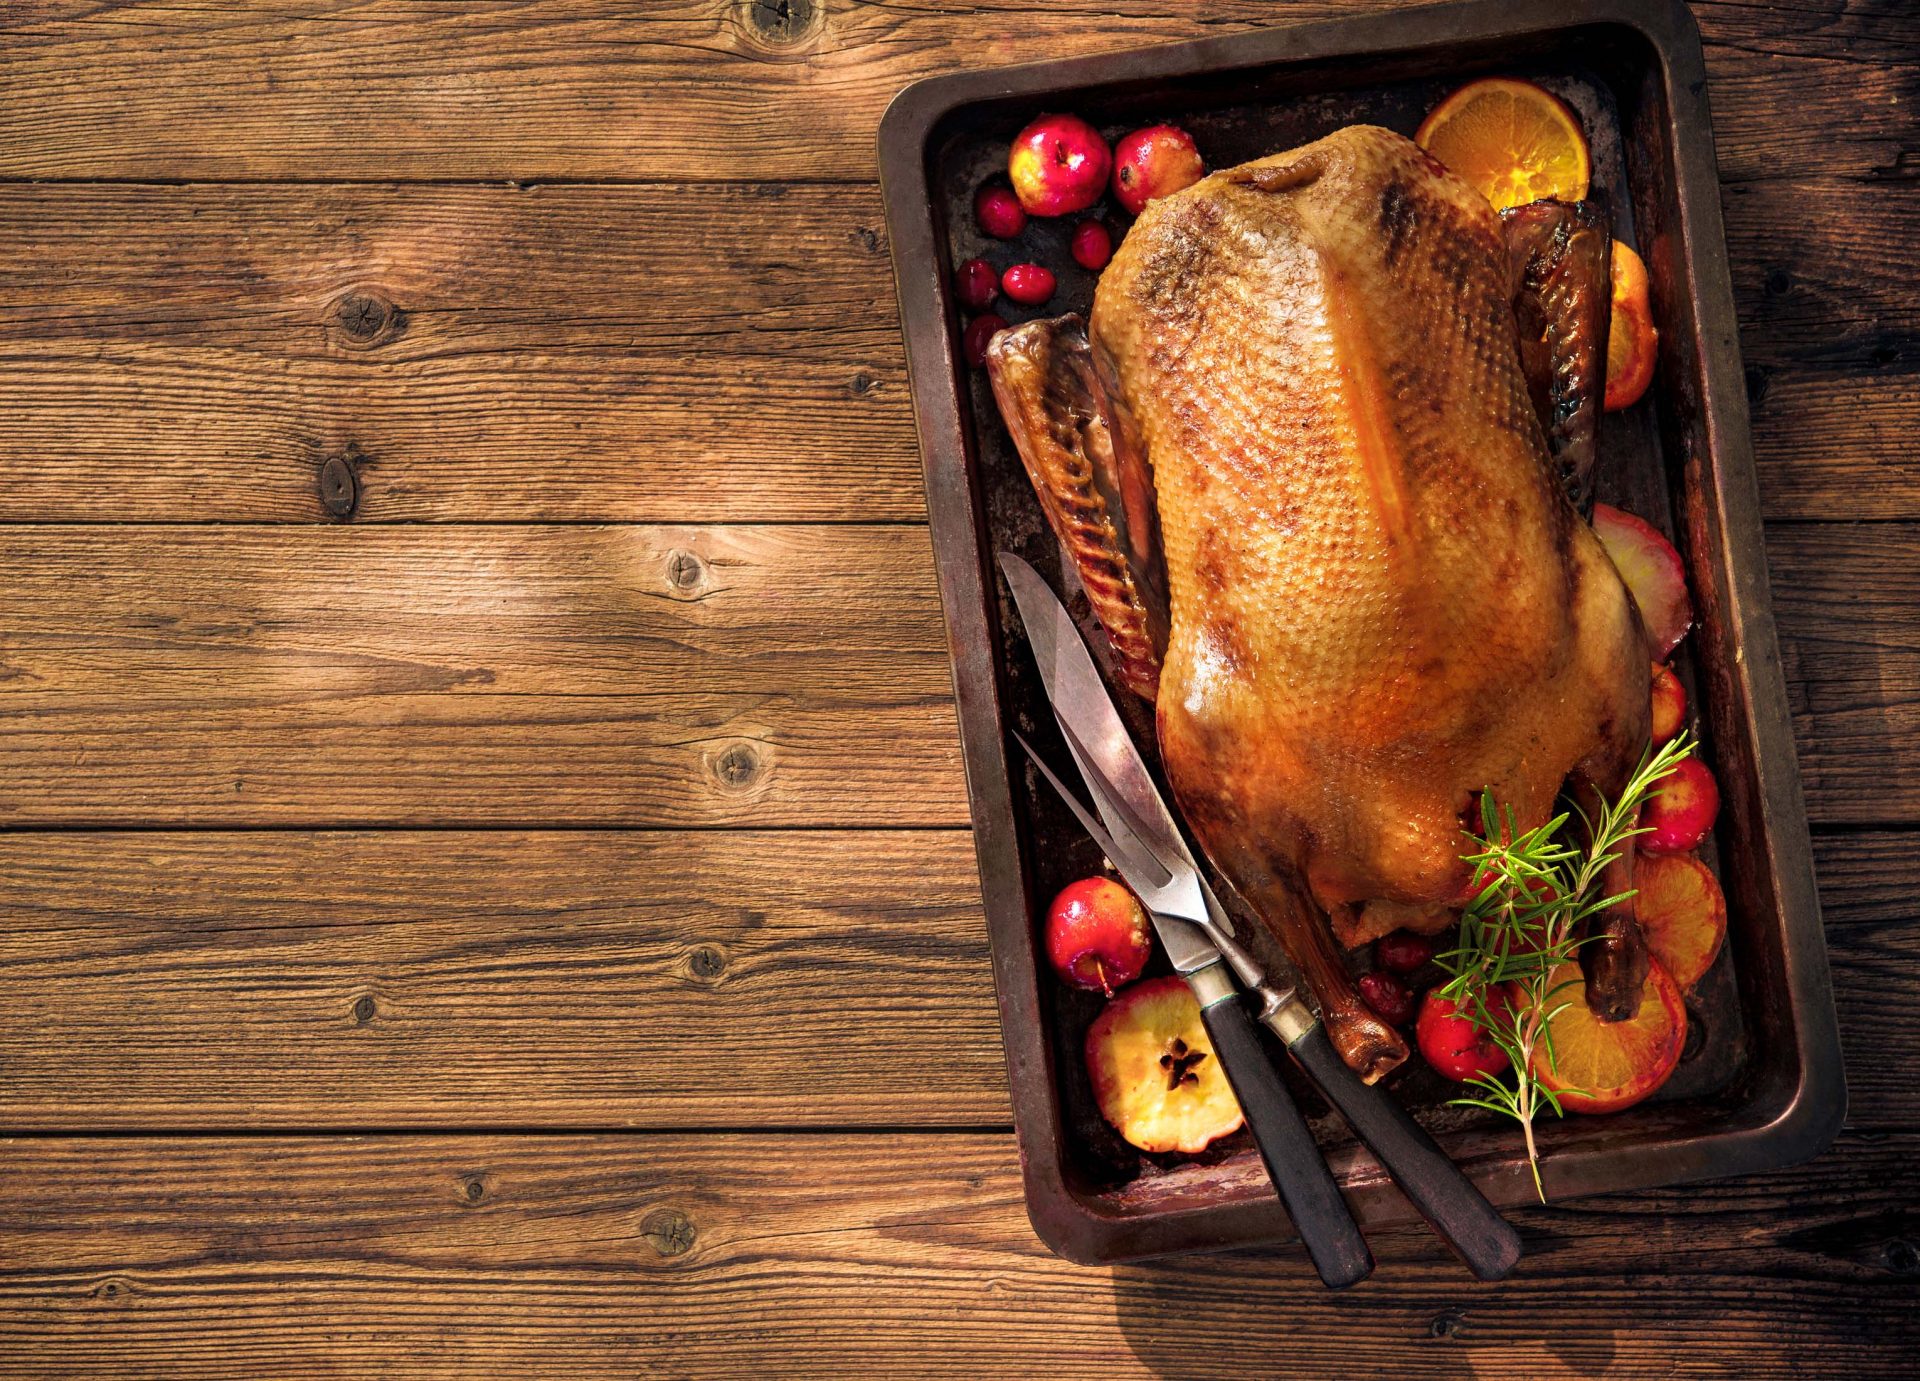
1012 732 1160 894
1052 714 1190 881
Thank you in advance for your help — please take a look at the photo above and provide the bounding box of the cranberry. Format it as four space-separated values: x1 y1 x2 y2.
962 313 1008 368
1374 929 1439 975
955 257 998 312
1070 219 1113 271
1358 971 1417 1027
974 184 1028 240
1001 263 1056 306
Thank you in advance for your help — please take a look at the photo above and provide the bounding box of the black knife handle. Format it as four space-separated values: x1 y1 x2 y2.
1287 1022 1522 1281
1198 991 1373 1289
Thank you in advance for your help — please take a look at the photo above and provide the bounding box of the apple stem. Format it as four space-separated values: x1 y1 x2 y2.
1094 957 1109 996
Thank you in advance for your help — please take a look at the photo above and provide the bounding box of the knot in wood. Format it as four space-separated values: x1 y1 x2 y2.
665 548 707 595
707 741 765 794
847 370 878 397
642 1208 695 1257
1886 1238 1920 1275
463 1177 487 1203
319 450 362 520
93 1278 132 1304
745 0 816 45
351 993 377 1024
1428 1310 1464 1339
334 290 404 346
689 945 727 979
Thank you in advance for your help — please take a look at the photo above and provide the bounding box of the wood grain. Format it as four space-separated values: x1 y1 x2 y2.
0 182 920 523
0 830 1004 1129
0 525 966 827
0 176 1915 522
0 520 1909 827
1770 524 1920 825
0 825 1907 1132
0 1130 1911 1378
0 1 1905 183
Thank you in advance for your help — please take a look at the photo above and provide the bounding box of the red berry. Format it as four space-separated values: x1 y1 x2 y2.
1001 263 1056 306
1415 989 1511 1083
974 184 1028 239
1358 971 1416 1027
962 313 1007 368
1070 219 1113 271
955 257 998 312
1045 877 1152 995
1374 929 1439 975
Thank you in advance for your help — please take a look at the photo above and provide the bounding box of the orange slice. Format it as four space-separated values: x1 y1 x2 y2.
1416 78 1590 211
1634 853 1728 991
1529 959 1686 1114
1606 239 1658 410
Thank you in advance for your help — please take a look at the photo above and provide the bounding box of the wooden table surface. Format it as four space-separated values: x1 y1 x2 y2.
0 1 1915 1375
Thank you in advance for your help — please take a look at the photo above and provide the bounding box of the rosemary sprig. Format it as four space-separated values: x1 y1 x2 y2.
1434 733 1694 1200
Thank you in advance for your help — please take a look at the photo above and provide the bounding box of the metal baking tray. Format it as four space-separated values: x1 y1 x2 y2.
878 0 1845 1264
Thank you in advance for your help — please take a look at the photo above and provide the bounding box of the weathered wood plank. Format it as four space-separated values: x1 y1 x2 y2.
0 830 1003 1128
0 825 1904 1131
0 1 1905 183
0 521 1908 828
0 182 916 523
1724 177 1920 521
0 1130 1910 1377
1769 523 1920 825
0 525 965 827
0 175 1913 524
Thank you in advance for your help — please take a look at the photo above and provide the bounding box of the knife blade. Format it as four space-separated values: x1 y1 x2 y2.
998 552 1262 982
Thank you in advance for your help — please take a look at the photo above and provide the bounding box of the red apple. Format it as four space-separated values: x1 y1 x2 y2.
1112 123 1205 216
1008 114 1111 217
1415 988 1511 1082
1045 876 1152 995
1640 755 1720 854
1591 503 1693 658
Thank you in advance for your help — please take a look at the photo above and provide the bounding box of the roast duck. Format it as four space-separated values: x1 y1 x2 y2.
989 125 1650 1082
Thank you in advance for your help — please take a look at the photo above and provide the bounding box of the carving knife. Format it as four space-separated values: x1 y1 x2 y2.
999 551 1521 1282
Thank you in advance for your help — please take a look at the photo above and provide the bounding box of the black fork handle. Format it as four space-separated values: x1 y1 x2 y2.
1197 982 1373 1288
1286 1022 1522 1281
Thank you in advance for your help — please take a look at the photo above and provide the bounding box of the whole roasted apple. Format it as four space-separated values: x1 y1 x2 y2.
1111 124 1205 215
1008 114 1111 217
1045 876 1151 994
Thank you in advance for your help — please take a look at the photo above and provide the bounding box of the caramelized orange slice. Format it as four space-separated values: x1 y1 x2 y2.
1634 853 1728 991
1605 239 1658 410
1416 78 1591 211
1530 959 1686 1113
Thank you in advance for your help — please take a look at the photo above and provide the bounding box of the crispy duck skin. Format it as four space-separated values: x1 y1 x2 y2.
988 316 1168 701
1501 197 1613 513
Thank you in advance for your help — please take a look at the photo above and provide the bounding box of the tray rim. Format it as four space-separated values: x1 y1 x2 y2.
877 0 1846 1265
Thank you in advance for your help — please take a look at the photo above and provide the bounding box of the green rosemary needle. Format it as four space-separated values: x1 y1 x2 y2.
1435 733 1695 1201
